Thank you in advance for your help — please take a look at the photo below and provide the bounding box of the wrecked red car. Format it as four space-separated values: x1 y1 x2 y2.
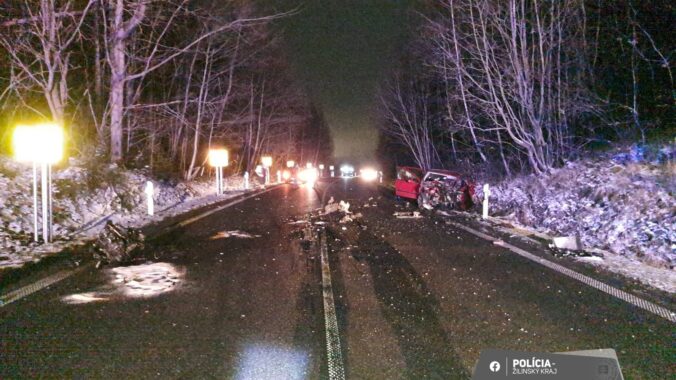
395 167 475 211
394 166 424 200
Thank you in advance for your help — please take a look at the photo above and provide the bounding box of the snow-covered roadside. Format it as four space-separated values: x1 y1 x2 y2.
0 156 260 270
475 146 675 292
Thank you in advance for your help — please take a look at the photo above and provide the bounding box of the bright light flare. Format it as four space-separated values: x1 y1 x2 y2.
282 170 291 180
208 149 229 167
298 168 318 184
13 123 64 164
360 168 379 181
286 160 295 168
261 156 273 168
340 165 354 176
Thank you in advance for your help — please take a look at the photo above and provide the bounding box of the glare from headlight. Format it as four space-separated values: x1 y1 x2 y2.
360 168 378 181
298 168 318 184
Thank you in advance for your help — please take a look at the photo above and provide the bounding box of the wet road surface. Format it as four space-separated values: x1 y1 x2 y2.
0 179 673 379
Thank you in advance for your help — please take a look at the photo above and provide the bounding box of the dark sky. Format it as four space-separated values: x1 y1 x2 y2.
261 0 416 163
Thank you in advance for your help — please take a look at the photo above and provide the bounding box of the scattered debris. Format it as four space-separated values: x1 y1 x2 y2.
324 200 350 215
393 211 422 219
287 220 310 225
210 230 260 239
340 212 363 224
551 236 582 251
93 221 145 263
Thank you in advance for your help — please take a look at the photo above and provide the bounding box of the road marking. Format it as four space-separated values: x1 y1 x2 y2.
319 229 346 380
0 262 94 307
176 185 281 227
448 221 676 323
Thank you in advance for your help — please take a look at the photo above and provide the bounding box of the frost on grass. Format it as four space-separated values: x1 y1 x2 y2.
488 148 675 268
0 155 251 270
62 262 185 304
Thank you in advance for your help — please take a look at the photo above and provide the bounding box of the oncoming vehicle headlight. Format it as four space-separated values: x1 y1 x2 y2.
360 168 378 181
282 170 291 180
298 168 318 183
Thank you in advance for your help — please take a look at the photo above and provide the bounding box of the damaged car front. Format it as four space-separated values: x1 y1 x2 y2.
417 170 475 211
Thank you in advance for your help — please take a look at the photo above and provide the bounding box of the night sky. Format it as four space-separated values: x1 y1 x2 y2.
262 0 416 163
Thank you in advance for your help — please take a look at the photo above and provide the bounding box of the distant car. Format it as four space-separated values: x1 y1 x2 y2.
395 166 475 210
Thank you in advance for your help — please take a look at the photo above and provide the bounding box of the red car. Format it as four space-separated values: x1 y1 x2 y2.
395 167 475 210
394 166 424 200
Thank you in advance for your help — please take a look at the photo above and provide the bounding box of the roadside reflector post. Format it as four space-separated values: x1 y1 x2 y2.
482 183 490 219
330 165 335 178
277 170 281 183
244 171 249 190
145 181 155 216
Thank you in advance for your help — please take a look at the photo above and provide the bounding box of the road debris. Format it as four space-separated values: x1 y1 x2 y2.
209 230 260 239
393 211 422 219
340 212 363 224
324 200 350 214
551 235 582 251
93 221 145 263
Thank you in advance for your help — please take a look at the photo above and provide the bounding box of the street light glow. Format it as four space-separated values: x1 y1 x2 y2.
13 123 64 164
286 160 295 168
208 149 229 167
261 156 273 168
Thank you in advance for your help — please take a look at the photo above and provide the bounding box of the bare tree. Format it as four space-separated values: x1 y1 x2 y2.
0 0 95 123
380 72 440 171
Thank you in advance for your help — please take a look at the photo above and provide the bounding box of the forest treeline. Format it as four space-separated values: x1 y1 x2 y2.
378 0 674 177
0 0 332 178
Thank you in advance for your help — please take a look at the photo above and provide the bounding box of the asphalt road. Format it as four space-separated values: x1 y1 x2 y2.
0 179 673 379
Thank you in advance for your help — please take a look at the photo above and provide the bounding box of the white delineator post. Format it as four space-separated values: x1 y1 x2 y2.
145 181 155 216
277 170 282 183
40 163 49 242
330 165 335 178
482 183 490 219
32 162 38 242
244 171 249 190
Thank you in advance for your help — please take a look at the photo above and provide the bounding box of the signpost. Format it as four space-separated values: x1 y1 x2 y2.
261 156 273 185
208 149 229 195
12 123 64 243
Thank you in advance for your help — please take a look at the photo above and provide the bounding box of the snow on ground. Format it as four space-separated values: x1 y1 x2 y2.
480 145 675 290
0 155 260 270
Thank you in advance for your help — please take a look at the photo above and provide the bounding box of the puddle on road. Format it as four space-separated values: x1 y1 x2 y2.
62 262 186 304
209 230 261 240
